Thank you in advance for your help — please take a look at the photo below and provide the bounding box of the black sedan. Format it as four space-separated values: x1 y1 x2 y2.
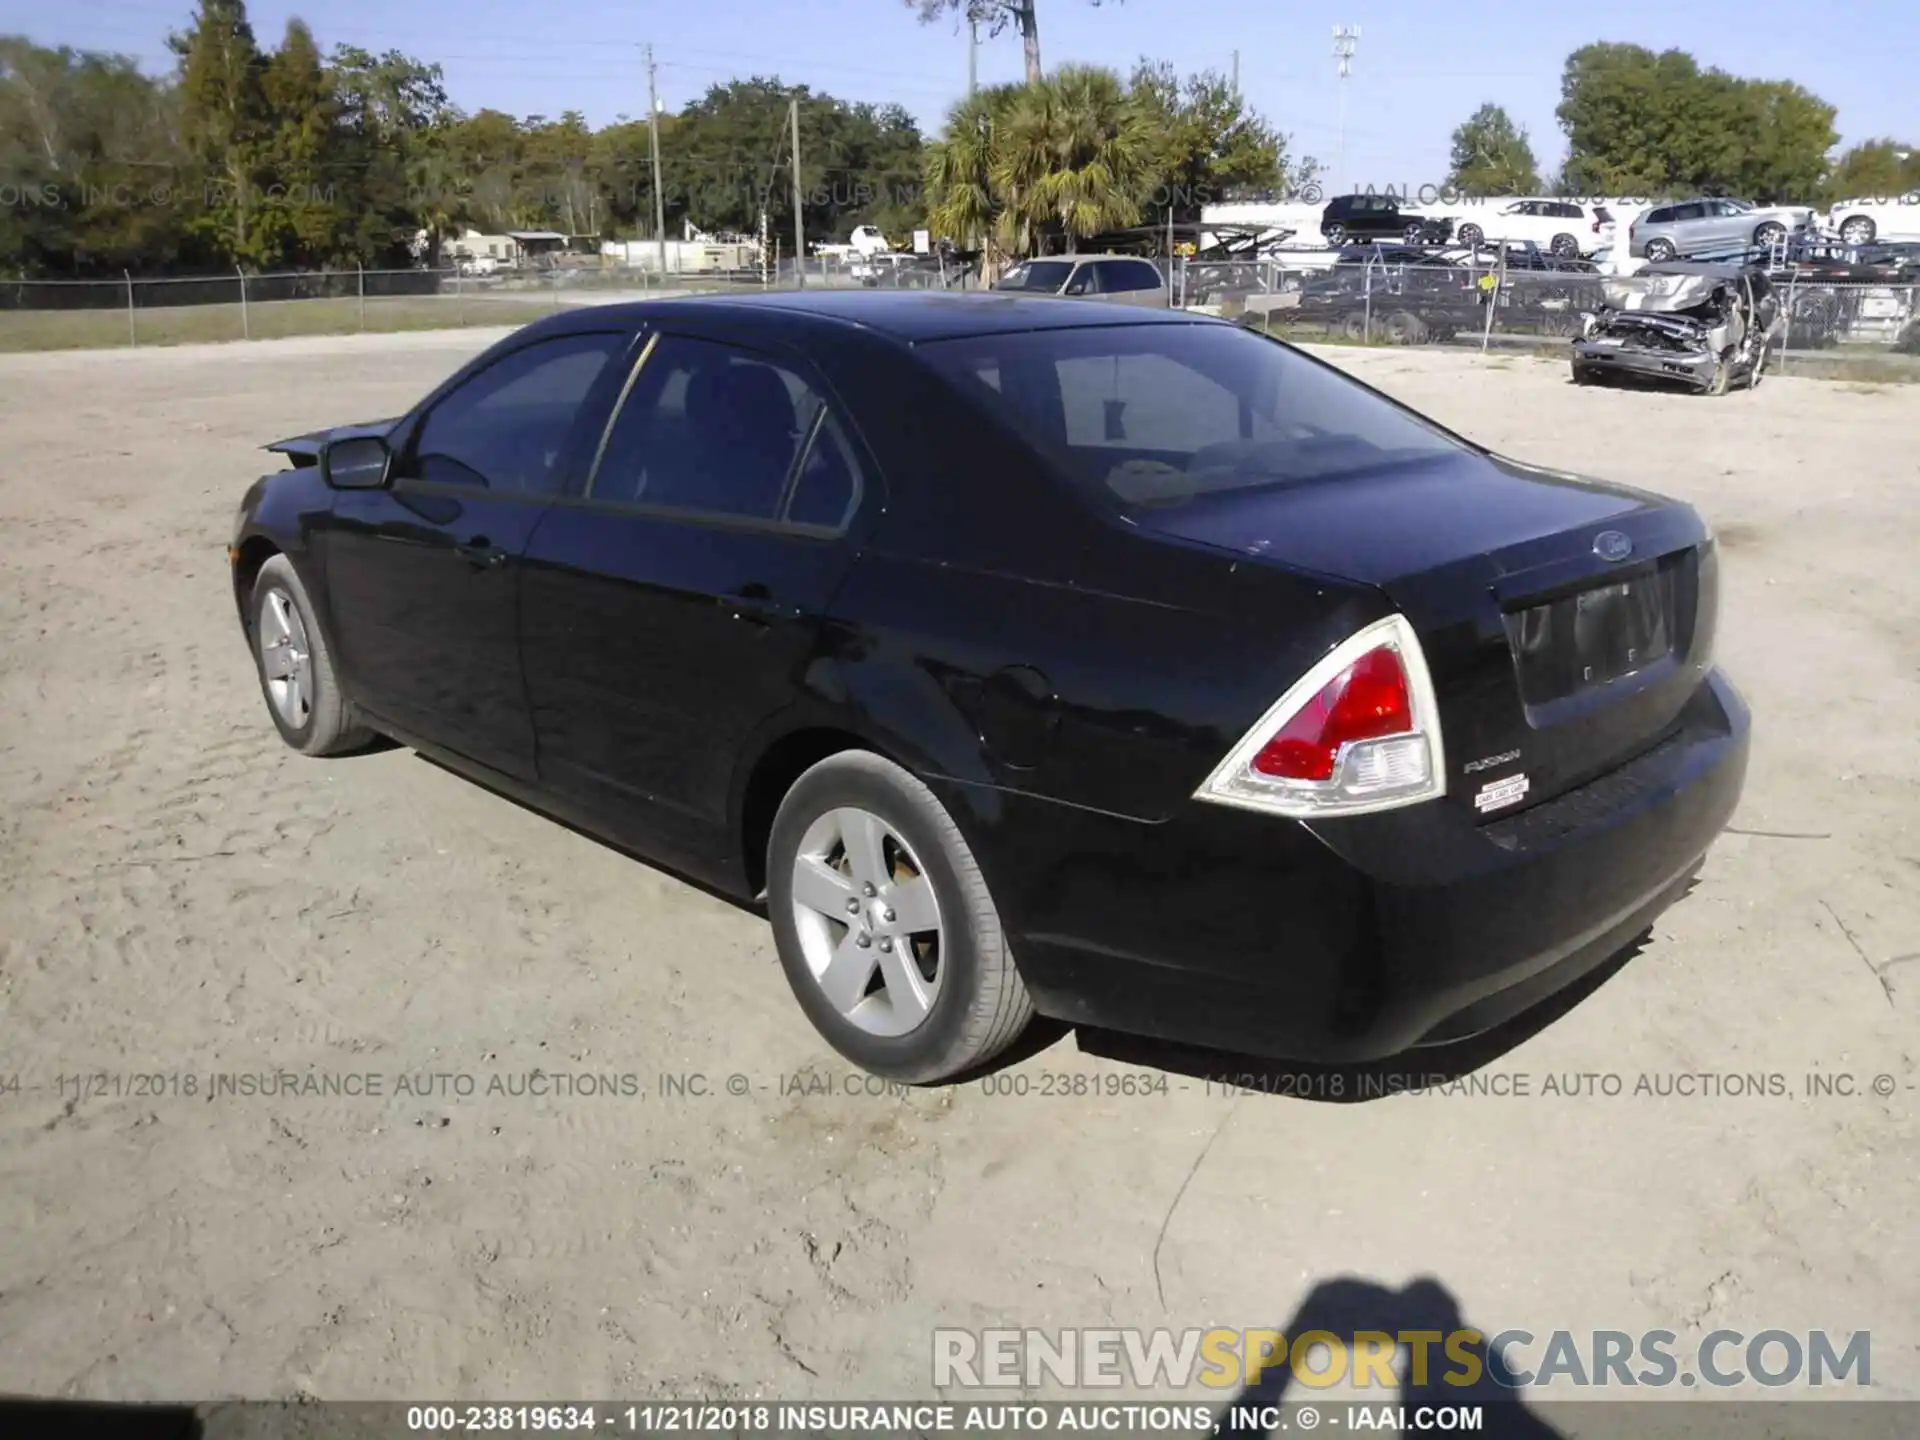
230 291 1749 1082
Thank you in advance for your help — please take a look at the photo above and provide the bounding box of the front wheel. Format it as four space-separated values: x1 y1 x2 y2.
766 751 1034 1083
250 555 374 756
1323 222 1347 247
1550 232 1579 258
1456 223 1484 249
1839 216 1876 246
1753 222 1787 248
1645 239 1677 262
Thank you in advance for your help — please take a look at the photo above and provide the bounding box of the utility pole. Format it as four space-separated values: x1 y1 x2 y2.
1231 50 1239 95
968 13 979 96
1332 26 1359 195
645 44 668 280
789 97 806 288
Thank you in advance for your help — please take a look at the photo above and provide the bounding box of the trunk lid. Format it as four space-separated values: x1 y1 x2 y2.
1135 451 1719 819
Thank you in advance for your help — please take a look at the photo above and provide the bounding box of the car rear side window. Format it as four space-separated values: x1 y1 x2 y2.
406 332 627 494
589 334 859 529
920 323 1464 509
1095 259 1164 293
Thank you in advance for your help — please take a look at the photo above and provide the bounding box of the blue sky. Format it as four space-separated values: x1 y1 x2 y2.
13 0 1914 186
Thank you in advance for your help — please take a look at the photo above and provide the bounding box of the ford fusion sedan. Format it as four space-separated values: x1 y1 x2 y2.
230 291 1748 1082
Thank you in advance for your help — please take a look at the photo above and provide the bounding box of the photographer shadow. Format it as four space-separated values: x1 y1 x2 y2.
1213 1276 1563 1438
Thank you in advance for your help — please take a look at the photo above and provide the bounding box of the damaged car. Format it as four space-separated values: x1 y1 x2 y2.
1571 262 1781 395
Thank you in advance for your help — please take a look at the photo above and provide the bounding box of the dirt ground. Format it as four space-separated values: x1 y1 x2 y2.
0 329 1915 1409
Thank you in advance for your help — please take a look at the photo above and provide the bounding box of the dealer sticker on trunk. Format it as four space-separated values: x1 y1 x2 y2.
1474 773 1531 814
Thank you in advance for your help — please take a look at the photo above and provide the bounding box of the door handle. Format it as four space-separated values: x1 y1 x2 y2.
458 536 509 569
727 585 796 626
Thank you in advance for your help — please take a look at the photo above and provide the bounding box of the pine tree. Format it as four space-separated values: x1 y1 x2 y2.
172 0 271 266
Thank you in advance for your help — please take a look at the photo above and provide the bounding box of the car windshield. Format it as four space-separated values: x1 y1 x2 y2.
918 322 1468 510
994 260 1074 292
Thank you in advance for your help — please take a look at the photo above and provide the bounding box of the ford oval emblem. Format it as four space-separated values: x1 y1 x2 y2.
1594 530 1633 562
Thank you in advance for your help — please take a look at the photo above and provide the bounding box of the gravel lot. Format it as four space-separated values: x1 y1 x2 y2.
0 328 1914 1409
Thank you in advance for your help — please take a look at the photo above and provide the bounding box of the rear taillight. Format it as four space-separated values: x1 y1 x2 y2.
1195 614 1447 818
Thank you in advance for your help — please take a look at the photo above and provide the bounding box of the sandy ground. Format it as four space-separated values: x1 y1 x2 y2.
0 329 1915 1411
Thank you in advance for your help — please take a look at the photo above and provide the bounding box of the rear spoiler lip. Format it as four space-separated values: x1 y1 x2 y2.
264 417 402 465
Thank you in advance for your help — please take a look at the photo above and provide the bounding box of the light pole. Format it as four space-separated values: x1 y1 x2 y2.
1332 26 1360 195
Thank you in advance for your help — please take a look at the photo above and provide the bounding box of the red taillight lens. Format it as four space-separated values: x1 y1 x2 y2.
1252 646 1414 781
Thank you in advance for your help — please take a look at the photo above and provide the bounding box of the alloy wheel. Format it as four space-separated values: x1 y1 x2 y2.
258 588 313 729
789 807 944 1037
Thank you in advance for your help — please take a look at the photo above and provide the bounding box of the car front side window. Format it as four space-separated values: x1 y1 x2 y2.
404 332 627 495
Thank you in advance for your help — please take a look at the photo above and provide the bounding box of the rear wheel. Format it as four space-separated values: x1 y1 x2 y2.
1323 222 1347 247
1385 310 1427 345
766 751 1033 1083
1645 238 1677 262
1550 233 1579 259
1340 310 1369 342
1456 223 1484 248
250 554 373 756
1839 216 1876 246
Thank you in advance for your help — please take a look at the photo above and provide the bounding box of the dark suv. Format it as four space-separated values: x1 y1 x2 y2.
1321 194 1454 247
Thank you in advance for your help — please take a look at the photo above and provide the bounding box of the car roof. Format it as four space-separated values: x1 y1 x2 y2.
1639 261 1767 279
529 288 1205 344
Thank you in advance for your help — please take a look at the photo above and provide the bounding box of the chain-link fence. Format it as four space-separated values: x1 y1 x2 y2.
5 253 1915 378
1185 253 1920 379
0 255 991 352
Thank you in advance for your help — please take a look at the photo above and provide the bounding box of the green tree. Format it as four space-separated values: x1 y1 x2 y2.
171 0 272 265
1447 102 1539 195
327 44 452 264
1128 59 1288 220
1822 138 1920 203
995 64 1153 252
923 82 1018 271
1557 43 1836 202
259 19 346 266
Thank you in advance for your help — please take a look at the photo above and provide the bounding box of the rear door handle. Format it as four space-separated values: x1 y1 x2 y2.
728 585 798 626
458 536 509 569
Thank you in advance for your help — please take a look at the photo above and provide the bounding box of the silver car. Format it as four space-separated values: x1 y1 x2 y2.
992 254 1170 307
1628 198 1814 261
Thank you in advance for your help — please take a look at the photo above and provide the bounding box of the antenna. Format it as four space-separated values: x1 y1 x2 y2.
1332 25 1360 195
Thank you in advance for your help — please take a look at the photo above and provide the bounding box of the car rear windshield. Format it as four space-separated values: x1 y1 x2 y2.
917 322 1468 509
994 260 1074 292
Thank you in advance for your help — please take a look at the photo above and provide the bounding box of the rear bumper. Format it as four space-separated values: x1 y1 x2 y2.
961 669 1749 1063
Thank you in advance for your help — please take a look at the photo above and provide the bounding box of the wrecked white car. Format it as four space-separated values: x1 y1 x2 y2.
1571 262 1781 395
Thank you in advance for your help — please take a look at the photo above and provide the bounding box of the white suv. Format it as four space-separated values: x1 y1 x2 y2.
1453 199 1613 258
1823 195 1920 246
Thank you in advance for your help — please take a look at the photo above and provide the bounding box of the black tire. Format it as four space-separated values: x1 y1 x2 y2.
1839 216 1876 246
1645 239 1677 262
1456 223 1484 249
1571 363 1595 386
1323 222 1346 246
1386 310 1426 345
766 751 1033 1083
1550 233 1579 258
1340 310 1369 342
250 553 374 756
1753 222 1787 248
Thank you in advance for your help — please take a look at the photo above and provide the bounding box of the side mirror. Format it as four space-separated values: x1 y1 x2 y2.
321 435 391 490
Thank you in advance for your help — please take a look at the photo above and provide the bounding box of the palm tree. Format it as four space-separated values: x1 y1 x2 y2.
995 65 1154 254
924 66 1154 273
923 84 1020 279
